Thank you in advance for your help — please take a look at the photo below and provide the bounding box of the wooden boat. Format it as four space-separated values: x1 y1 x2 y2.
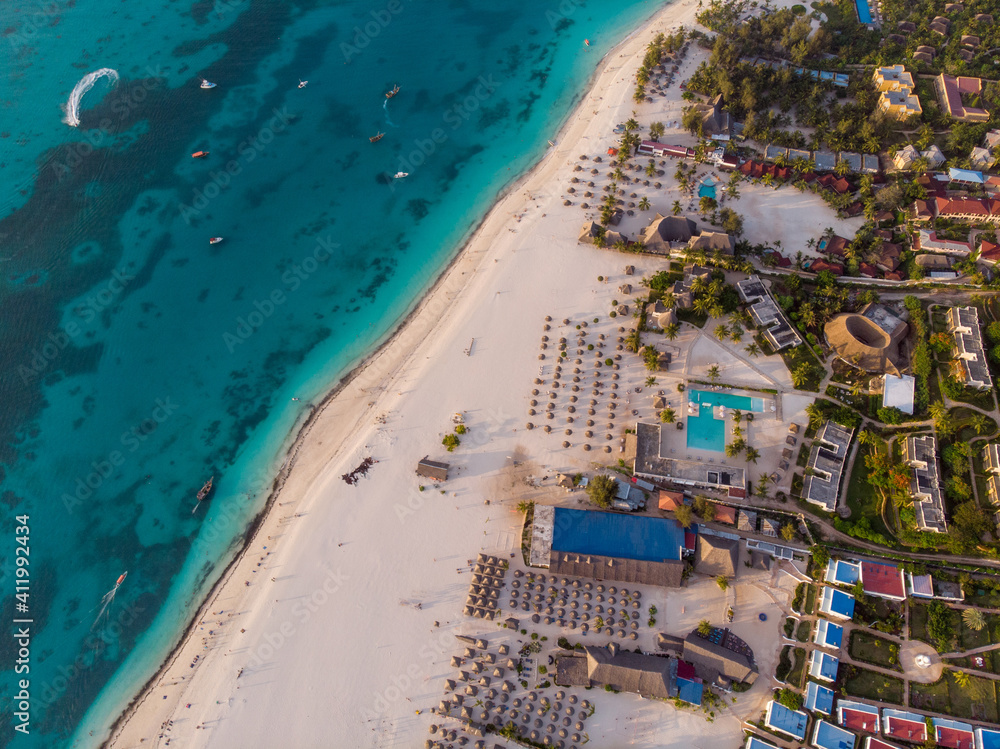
386 84 399 99
192 151 209 158
369 132 385 143
197 476 214 500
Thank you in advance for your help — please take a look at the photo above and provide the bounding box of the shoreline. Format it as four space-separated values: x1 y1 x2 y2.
99 2 683 745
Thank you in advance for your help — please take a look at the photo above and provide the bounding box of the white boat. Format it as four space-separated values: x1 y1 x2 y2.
200 79 217 89
393 172 408 179
298 80 308 89
209 237 224 245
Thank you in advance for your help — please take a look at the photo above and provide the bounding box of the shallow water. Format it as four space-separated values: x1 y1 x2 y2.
0 0 662 745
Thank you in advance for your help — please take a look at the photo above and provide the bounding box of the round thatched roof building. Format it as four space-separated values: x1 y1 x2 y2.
824 312 904 374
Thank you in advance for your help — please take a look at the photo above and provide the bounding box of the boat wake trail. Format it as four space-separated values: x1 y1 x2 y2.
63 68 119 127
383 99 397 128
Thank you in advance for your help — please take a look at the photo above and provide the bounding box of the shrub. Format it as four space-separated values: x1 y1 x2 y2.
442 433 460 451
454 424 467 435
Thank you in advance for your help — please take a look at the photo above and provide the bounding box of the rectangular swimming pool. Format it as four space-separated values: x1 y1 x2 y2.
686 389 764 453
855 0 872 23
551 507 687 562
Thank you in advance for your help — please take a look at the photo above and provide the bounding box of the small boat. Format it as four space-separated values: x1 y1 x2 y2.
197 476 214 500
370 132 385 143
200 79 217 89
115 572 127 587
584 39 590 46
191 151 209 159
298 80 308 89
547 140 555 147
393 172 408 179
209 237 224 245
386 84 400 99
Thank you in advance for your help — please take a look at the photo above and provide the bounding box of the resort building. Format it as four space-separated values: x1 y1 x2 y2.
764 701 809 742
813 720 857 749
867 739 902 749
860 560 906 601
805 682 835 715
738 510 757 533
838 700 880 733
688 231 735 256
883 709 928 744
681 627 758 687
903 435 948 533
977 728 1000 749
872 66 921 120
736 275 802 351
694 534 739 578
984 445 1000 511
882 374 915 415
808 649 840 682
933 717 974 749
947 306 992 390
633 422 747 497
825 304 907 375
416 456 450 481
554 642 699 701
935 73 990 122
892 144 919 170
914 230 972 255
818 586 856 620
825 558 861 586
814 619 844 650
746 735 779 749
803 421 854 512
639 214 697 256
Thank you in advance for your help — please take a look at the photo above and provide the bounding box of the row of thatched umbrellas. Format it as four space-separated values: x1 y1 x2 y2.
463 556 508 621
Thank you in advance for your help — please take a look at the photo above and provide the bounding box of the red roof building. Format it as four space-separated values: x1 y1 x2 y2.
876 242 902 271
861 560 907 600
936 196 991 218
935 724 975 749
839 704 880 733
884 713 927 743
845 201 864 216
714 504 737 525
859 263 878 278
980 239 1000 262
885 271 904 281
867 739 903 749
658 490 684 511
823 235 850 257
912 199 934 221
728 487 746 499
800 171 817 183
683 530 696 551
810 259 844 276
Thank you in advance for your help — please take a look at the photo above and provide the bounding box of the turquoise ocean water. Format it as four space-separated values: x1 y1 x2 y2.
0 0 663 745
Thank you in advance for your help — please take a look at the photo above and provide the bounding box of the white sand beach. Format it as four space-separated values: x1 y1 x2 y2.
103 1 843 746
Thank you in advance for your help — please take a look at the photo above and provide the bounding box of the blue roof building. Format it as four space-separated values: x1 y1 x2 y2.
976 728 1000 749
826 559 862 586
815 619 844 650
805 681 835 715
765 701 809 741
676 675 703 706
746 736 779 749
813 720 857 749
819 587 856 620
810 650 840 682
948 167 985 185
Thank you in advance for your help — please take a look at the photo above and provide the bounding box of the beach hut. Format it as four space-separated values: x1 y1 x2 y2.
416 456 450 481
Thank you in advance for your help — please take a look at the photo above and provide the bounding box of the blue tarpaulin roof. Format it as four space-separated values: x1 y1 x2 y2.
766 701 808 740
677 676 703 706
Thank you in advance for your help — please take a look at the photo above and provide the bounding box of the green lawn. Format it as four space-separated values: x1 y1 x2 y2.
849 630 901 671
843 439 893 542
776 644 793 682
787 647 807 688
911 673 1000 723
780 343 824 392
910 676 951 713
842 666 904 704
910 601 930 644
804 585 817 616
796 620 812 643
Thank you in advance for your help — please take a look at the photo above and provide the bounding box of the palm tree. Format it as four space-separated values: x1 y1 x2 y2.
971 413 989 435
963 608 986 631
624 117 639 132
744 342 760 358
707 364 720 382
952 669 972 689
857 429 876 447
671 200 682 216
646 376 658 387
664 323 679 340
791 362 813 389
834 159 850 177
730 324 744 343
716 576 729 591
649 121 665 140
645 160 657 177
694 295 714 316
661 407 676 424
805 402 824 426
638 196 651 211
662 292 676 309
697 619 713 637
745 446 760 464
850 379 864 398
714 324 730 341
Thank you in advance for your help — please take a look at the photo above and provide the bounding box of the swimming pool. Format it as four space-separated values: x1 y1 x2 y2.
855 0 872 23
686 389 764 452
698 178 717 200
551 508 688 562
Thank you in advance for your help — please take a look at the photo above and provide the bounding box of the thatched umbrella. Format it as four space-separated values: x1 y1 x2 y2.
562 441 570 448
